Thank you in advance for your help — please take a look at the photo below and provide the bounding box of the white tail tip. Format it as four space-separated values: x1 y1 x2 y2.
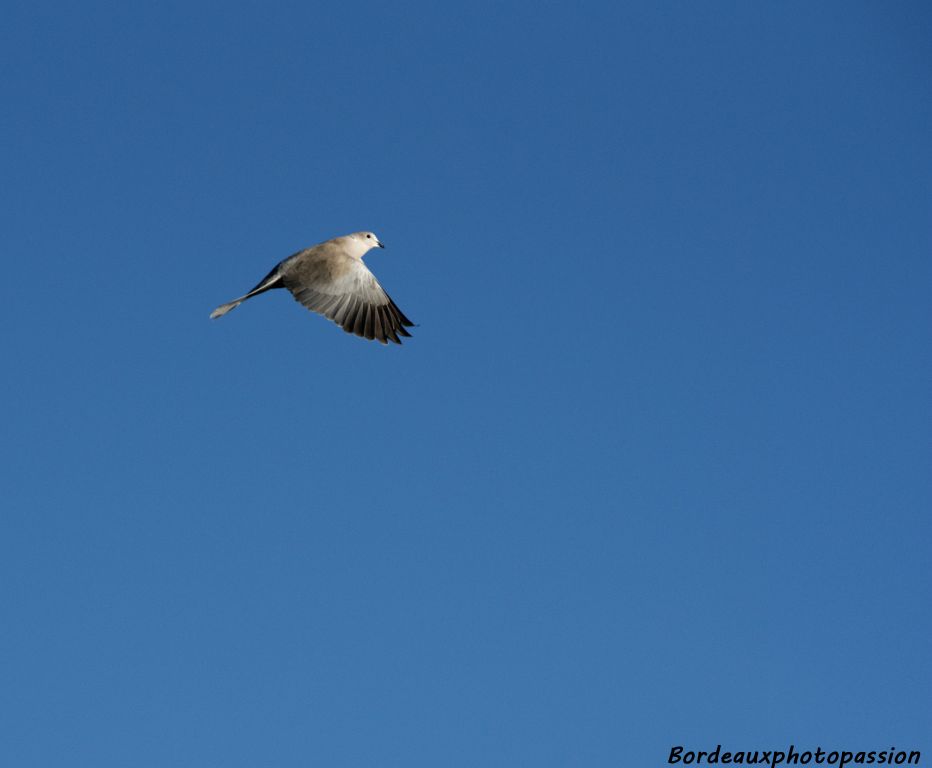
210 301 241 319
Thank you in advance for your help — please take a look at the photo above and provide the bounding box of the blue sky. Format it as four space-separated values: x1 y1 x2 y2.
2 1 930 765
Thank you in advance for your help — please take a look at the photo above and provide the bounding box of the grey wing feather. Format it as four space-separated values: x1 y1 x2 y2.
283 254 414 345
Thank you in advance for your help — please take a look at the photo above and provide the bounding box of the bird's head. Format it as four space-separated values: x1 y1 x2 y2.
351 231 385 252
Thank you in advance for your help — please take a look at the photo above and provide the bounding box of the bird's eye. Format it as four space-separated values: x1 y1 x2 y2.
366 234 371 238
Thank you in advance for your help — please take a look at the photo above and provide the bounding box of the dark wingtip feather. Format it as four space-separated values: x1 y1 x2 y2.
372 305 384 342
388 299 415 327
354 300 369 337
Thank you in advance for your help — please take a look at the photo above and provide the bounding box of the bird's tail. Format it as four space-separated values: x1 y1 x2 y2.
209 269 285 320
210 300 242 319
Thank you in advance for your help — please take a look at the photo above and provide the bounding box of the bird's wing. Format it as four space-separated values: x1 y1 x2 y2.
283 255 414 344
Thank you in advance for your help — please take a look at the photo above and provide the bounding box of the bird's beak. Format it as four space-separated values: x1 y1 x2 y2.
377 240 385 249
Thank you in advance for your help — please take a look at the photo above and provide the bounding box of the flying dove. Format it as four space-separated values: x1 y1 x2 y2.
210 231 414 345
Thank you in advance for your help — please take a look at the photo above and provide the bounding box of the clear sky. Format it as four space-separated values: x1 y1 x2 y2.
2 2 930 766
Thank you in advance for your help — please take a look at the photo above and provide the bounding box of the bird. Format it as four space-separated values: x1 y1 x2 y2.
210 231 414 345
